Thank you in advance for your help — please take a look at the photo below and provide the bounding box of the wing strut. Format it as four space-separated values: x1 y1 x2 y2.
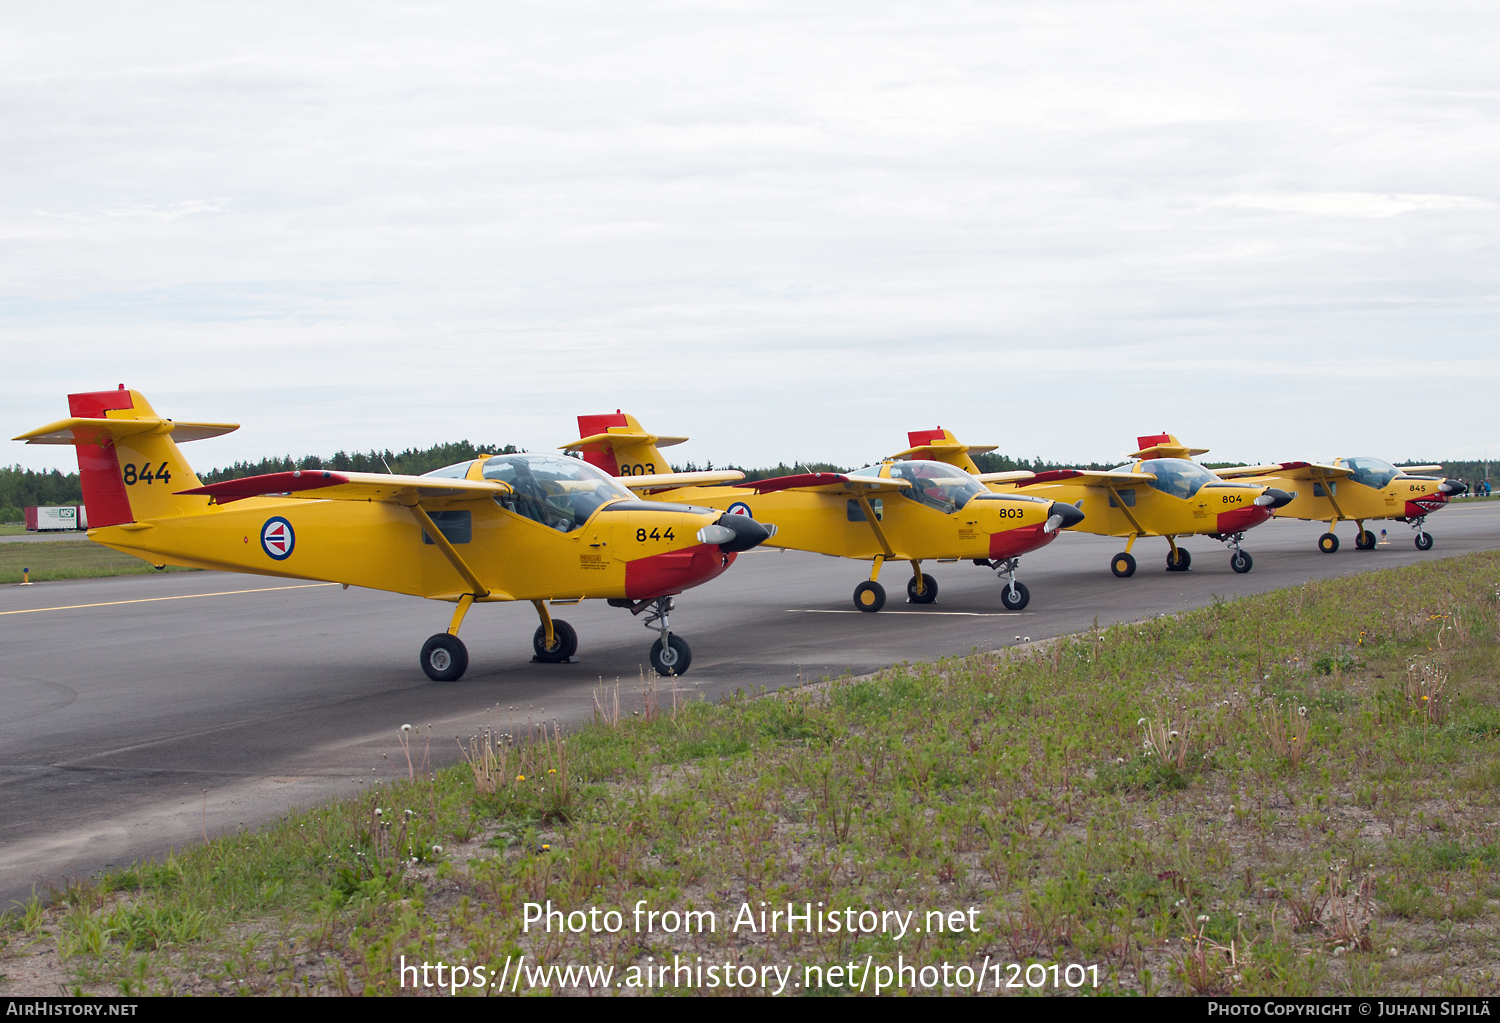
410 503 490 598
854 492 896 559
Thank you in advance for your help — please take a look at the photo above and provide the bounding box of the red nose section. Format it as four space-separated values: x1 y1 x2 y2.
624 544 736 599
1216 505 1273 533
988 524 1056 560
1406 494 1449 517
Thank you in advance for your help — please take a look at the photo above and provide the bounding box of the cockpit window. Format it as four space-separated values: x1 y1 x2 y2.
1342 457 1399 490
422 460 475 479
481 454 633 533
1138 458 1219 500
888 460 986 514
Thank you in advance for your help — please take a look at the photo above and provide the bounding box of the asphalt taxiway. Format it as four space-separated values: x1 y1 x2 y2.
2 503 1497 905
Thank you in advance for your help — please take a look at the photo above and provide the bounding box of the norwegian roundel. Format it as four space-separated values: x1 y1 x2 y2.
727 502 754 518
260 516 295 560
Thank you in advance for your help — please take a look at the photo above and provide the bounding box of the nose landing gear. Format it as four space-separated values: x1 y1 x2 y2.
1217 532 1254 573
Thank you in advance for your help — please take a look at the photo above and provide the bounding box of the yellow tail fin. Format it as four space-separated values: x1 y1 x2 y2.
14 386 238 526
561 411 687 477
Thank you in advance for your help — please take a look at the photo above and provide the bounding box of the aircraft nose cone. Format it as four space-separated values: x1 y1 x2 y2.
1046 500 1086 531
710 512 773 552
1256 487 1294 509
1440 478 1468 495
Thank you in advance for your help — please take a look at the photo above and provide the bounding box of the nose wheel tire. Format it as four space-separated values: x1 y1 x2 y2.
999 580 1030 611
420 634 469 682
853 581 886 612
1110 552 1137 578
1318 532 1339 554
532 620 578 663
1355 530 1376 550
1415 532 1434 551
1166 548 1191 572
906 576 938 604
649 634 692 676
1230 550 1254 574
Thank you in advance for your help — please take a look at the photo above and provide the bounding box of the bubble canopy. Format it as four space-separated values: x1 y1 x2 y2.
851 459 988 515
424 454 635 532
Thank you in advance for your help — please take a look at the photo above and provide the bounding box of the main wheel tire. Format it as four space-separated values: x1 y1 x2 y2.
1415 532 1434 551
853 580 886 612
420 633 469 682
999 580 1030 611
532 619 578 663
906 575 938 604
1318 532 1339 554
1110 552 1136 578
1231 550 1254 574
649 634 692 676
1355 529 1376 550
1166 548 1192 572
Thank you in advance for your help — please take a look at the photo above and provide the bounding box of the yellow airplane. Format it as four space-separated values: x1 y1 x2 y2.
16 388 773 679
1213 457 1467 552
563 413 1084 612
907 429 1293 577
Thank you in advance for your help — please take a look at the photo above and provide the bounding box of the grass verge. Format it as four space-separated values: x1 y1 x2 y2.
0 540 197 584
3 553 1499 996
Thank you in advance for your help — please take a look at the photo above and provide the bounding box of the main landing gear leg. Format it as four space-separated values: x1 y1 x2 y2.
1165 536 1192 572
1410 516 1434 551
853 555 887 612
1319 517 1340 554
907 561 937 604
642 596 691 676
420 594 473 682
531 599 578 663
1354 519 1376 551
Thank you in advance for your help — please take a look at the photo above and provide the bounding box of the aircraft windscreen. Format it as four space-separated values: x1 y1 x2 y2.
1138 458 1219 500
422 460 475 479
888 460 986 515
482 454 634 532
1342 457 1399 490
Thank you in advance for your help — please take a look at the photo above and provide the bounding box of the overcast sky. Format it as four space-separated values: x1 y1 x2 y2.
3 1 1497 474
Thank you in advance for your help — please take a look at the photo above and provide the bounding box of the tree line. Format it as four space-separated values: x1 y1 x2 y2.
4 449 1488 523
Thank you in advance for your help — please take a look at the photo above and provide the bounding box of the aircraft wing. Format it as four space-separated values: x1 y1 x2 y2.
16 417 240 445
178 470 510 505
1211 464 1285 479
974 470 1035 484
1217 461 1352 483
734 472 911 497
619 470 745 494
1016 469 1155 490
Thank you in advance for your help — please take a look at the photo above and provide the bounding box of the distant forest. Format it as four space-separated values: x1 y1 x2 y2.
3 448 1492 522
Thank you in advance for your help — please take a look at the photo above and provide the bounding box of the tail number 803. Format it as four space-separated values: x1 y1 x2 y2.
636 527 676 542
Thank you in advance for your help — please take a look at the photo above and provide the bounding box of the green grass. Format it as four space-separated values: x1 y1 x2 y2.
4 553 1500 997
0 539 197 583
0 524 33 535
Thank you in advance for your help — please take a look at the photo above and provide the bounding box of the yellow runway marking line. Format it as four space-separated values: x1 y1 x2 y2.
0 582 339 616
786 609 1026 617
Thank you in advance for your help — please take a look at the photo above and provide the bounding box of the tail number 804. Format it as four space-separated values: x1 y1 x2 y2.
636 527 675 542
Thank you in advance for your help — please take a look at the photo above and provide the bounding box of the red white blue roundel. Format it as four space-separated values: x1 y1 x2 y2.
727 502 754 518
261 517 295 560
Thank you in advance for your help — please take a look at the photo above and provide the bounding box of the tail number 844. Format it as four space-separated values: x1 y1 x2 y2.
123 462 173 485
636 527 675 542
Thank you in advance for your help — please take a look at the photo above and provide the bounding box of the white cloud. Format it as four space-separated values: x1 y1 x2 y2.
2 0 1497 471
